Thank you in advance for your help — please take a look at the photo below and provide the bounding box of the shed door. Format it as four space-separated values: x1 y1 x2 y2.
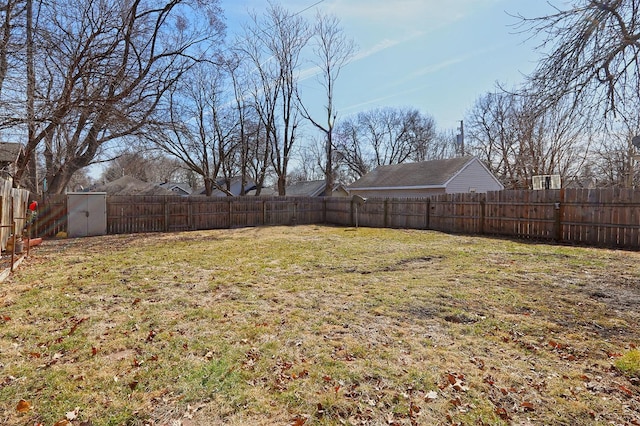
67 193 107 237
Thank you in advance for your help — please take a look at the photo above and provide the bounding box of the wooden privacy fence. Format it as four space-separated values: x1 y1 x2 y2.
0 178 31 252
36 188 640 249
335 188 640 249
107 195 326 233
39 195 327 235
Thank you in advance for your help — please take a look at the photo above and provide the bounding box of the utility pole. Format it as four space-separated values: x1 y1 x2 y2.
456 120 465 156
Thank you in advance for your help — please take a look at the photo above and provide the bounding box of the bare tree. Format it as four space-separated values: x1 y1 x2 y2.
11 0 224 194
334 116 370 180
242 2 310 195
152 60 237 196
517 0 640 118
466 89 590 189
334 107 438 179
299 11 356 195
101 151 185 184
588 99 640 187
0 0 25 97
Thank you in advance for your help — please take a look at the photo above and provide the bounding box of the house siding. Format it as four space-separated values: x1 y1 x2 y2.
446 159 503 194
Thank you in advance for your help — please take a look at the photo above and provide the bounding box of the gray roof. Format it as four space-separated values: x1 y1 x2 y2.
348 157 476 189
89 176 175 196
193 177 257 196
286 180 326 196
0 143 22 163
159 182 193 195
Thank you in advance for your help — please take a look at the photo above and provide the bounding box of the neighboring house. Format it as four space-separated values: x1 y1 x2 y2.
348 156 504 198
159 182 193 196
285 180 350 197
193 177 257 196
0 142 23 180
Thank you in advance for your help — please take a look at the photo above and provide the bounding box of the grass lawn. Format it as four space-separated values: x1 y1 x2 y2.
1 225 639 425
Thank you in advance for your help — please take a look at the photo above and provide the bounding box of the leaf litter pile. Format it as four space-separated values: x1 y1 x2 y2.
1 225 639 425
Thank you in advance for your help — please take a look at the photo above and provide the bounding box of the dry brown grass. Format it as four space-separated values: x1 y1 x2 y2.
0 225 639 426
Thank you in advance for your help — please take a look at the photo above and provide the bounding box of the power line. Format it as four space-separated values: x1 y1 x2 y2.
294 0 325 18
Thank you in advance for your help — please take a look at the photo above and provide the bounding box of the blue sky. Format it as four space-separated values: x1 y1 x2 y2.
220 0 559 133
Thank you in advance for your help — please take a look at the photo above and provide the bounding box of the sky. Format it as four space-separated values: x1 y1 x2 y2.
219 0 560 133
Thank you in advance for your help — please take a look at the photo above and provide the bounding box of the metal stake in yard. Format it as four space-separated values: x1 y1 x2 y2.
352 195 367 229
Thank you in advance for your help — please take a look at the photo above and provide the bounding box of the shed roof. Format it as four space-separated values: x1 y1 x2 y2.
286 180 326 196
0 143 22 163
348 156 476 189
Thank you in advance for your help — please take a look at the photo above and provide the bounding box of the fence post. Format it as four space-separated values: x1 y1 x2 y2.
292 201 297 226
384 199 389 228
479 198 486 234
350 199 355 227
163 197 169 232
322 198 327 224
554 189 565 242
425 198 431 229
228 199 232 229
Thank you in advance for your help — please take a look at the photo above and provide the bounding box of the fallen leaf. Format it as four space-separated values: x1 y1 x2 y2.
53 420 70 426
495 407 509 420
291 416 306 425
68 317 88 335
619 385 633 397
549 340 564 349
16 399 31 413
91 347 98 356
521 401 535 411
452 382 469 392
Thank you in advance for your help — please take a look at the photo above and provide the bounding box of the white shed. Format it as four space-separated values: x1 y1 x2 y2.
67 192 107 237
